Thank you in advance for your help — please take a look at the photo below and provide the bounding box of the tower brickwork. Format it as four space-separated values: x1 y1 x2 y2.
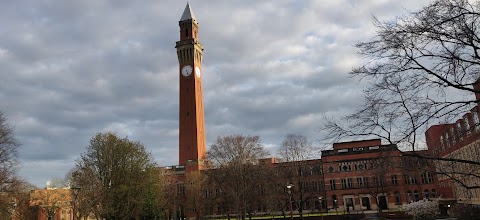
176 3 206 170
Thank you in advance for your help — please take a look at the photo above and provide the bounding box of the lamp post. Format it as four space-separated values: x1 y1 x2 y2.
318 197 324 220
334 199 338 220
71 186 81 220
286 184 294 220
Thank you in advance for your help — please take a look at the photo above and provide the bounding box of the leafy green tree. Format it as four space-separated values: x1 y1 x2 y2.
73 132 165 220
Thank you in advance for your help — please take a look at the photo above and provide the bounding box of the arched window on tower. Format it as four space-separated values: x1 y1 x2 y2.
185 29 189 38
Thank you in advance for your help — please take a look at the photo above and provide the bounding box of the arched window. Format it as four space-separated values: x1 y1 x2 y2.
424 189 430 199
414 190 420 201
394 191 401 204
407 190 413 203
185 29 189 37
431 189 437 198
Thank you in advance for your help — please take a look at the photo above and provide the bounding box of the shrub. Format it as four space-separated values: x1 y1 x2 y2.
403 199 438 220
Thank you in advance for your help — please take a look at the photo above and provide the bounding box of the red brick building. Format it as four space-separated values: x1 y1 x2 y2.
425 80 480 205
166 139 439 218
28 188 74 220
321 139 437 213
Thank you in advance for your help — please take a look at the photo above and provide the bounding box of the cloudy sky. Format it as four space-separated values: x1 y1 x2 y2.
0 0 430 187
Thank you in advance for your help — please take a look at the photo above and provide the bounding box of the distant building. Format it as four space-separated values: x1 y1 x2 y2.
29 188 73 220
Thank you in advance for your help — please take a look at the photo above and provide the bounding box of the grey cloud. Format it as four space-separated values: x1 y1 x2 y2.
0 0 431 187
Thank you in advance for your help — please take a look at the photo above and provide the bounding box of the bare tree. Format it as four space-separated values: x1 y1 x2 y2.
207 134 270 220
276 134 320 219
322 0 480 191
185 170 208 219
323 0 480 148
364 154 395 215
0 112 21 218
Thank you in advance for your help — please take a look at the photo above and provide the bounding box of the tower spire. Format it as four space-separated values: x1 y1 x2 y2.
180 3 196 21
176 2 205 170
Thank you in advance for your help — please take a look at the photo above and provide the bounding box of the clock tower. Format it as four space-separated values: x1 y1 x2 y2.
176 3 206 170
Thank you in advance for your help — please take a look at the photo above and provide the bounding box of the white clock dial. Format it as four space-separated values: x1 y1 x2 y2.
181 65 192 77
195 66 201 78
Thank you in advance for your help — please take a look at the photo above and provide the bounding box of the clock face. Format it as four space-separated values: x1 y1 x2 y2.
195 66 201 78
181 65 192 77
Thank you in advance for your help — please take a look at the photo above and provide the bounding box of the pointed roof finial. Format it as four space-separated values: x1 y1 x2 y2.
180 2 196 21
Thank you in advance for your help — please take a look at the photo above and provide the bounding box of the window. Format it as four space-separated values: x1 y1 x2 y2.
357 177 363 188
330 179 336 190
474 112 480 131
391 175 398 185
341 178 347 189
457 123 463 141
364 177 369 187
302 182 310 192
464 117 471 136
431 189 437 198
421 172 434 184
445 133 450 147
404 174 417 185
414 190 420 201
373 176 384 186
424 189 430 199
451 127 457 144
407 190 413 203
176 183 185 196
312 181 319 192
361 197 371 210
347 178 354 188
394 191 401 204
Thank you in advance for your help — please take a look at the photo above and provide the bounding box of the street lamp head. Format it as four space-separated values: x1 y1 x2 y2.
286 184 293 189
318 197 323 200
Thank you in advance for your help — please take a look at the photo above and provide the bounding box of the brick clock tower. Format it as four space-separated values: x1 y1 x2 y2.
176 3 206 171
